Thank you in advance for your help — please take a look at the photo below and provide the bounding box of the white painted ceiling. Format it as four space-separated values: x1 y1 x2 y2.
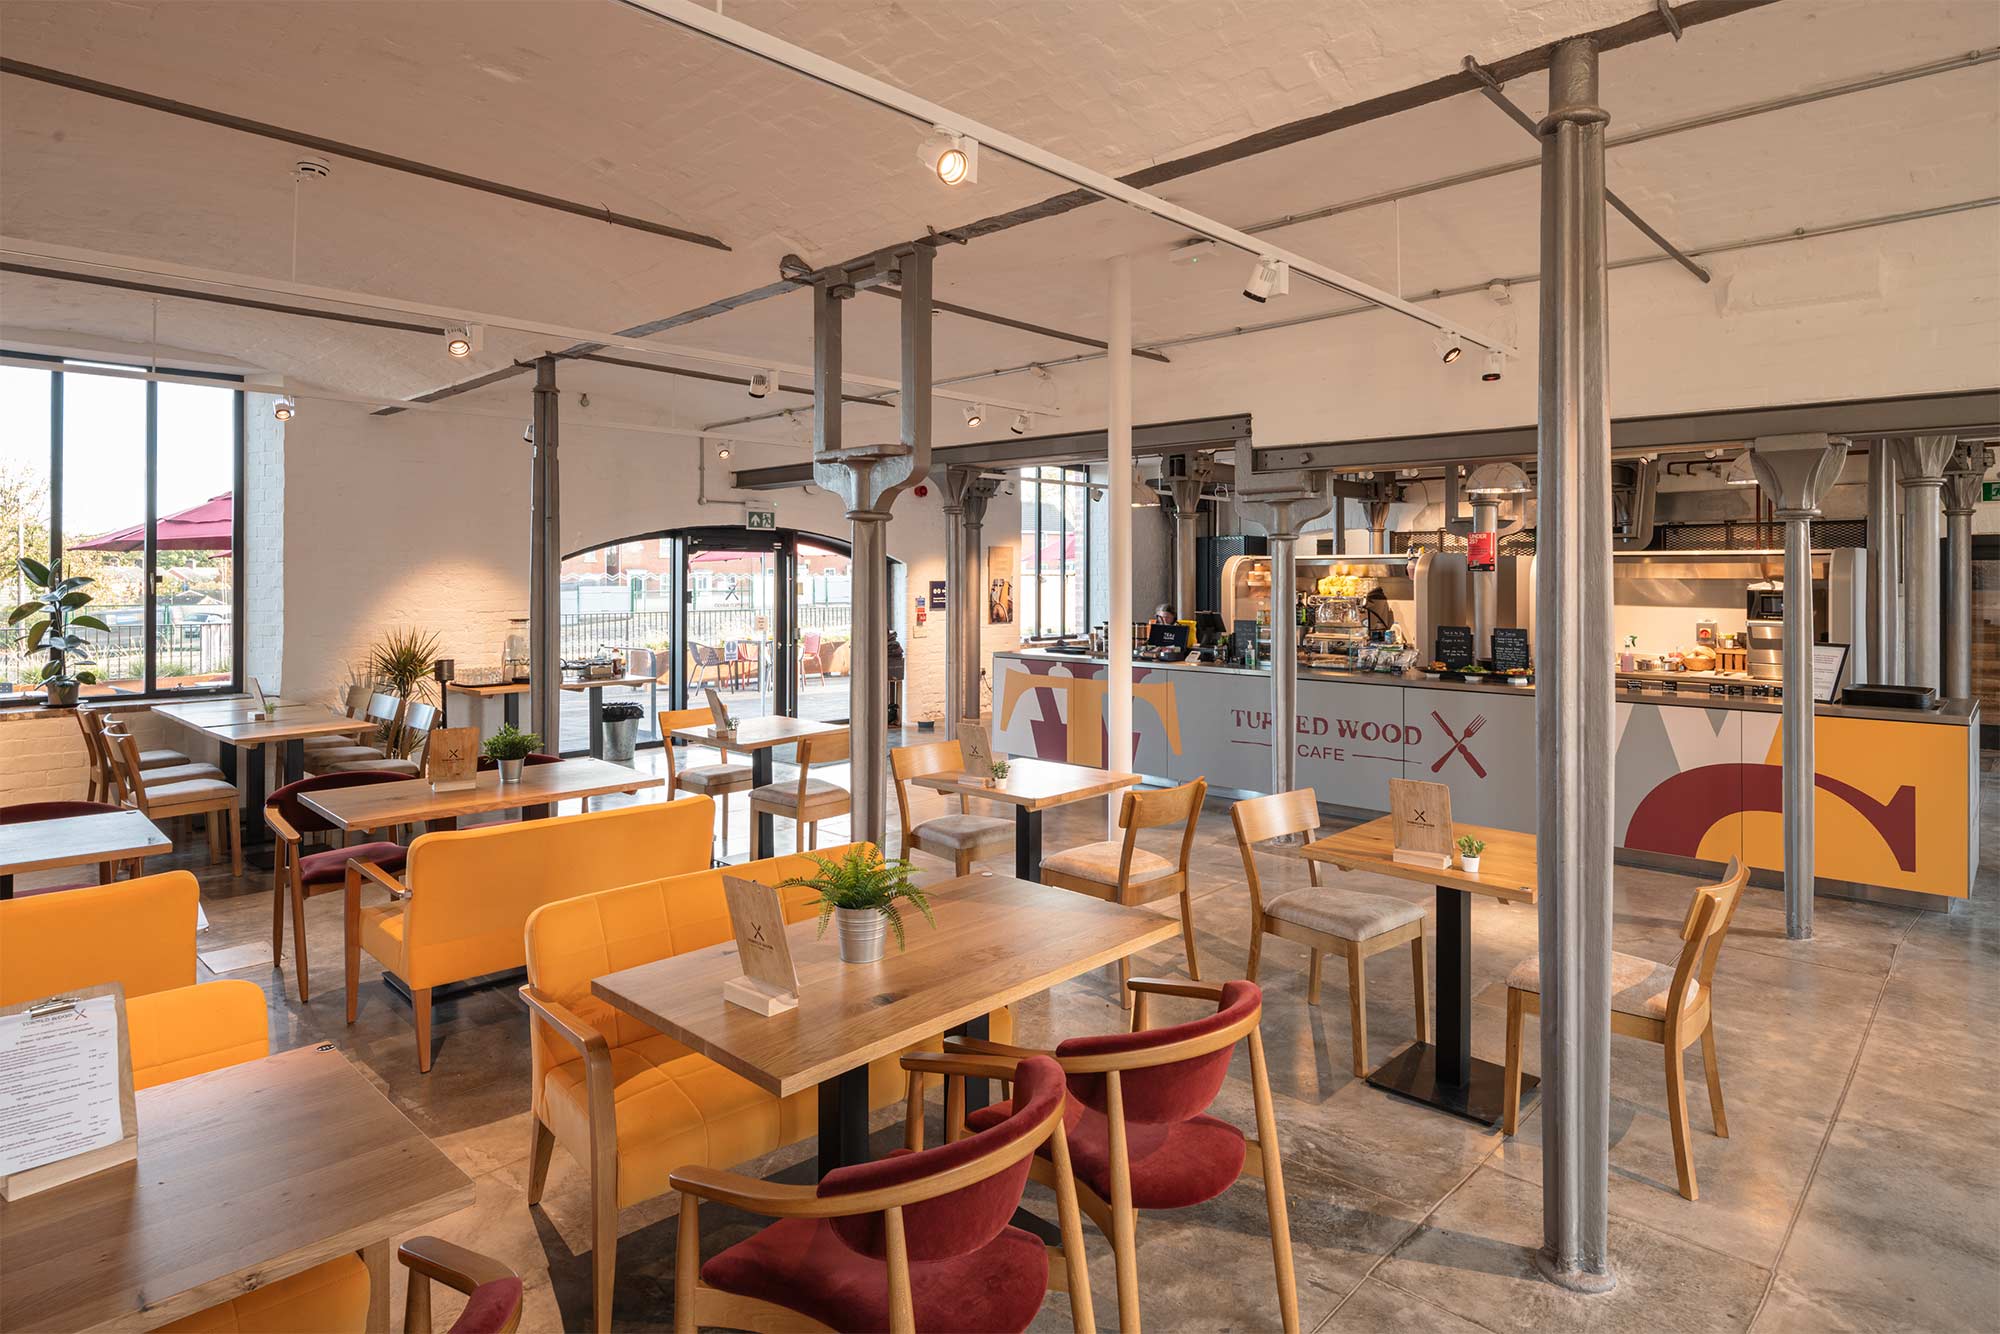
1 0 1995 444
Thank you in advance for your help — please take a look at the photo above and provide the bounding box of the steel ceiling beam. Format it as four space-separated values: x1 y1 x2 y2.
570 351 893 406
863 285 1171 363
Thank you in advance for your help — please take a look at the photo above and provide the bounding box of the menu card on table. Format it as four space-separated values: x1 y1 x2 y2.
705 687 735 734
721 876 800 1016
0 984 137 1200
959 720 995 781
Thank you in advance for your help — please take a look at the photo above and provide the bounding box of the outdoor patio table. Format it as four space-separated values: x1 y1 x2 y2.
1302 816 1539 1126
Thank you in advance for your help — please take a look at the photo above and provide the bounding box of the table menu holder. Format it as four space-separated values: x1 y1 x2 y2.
1388 778 1454 870
247 676 271 722
721 876 800 1017
425 726 480 792
0 983 136 1201
959 720 996 785
705 687 736 739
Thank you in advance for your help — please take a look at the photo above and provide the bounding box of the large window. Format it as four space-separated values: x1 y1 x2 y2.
1 355 243 701
1018 465 1091 639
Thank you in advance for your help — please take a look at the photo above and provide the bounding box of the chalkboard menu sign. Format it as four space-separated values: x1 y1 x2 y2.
1491 627 1531 675
1434 624 1475 670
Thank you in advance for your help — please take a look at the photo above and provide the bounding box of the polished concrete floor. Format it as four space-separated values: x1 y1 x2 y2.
33 741 1999 1332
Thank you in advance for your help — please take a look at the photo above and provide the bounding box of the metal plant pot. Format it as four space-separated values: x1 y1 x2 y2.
835 907 887 964
44 680 79 709
499 757 526 783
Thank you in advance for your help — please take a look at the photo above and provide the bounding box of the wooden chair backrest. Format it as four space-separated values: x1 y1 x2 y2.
658 706 730 787
100 724 148 812
1055 986 1263 1077
1675 857 1749 998
340 683 371 717
1229 788 1322 917
890 740 963 837
795 730 853 804
74 707 115 789
1113 777 1207 878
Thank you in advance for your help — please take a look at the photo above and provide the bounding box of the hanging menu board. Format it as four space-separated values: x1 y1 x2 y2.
1490 627 1531 676
1434 625 1476 670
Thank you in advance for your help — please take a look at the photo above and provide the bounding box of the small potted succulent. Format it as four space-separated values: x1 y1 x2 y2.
9 558 106 708
482 723 541 782
989 757 1010 784
781 845 935 964
1456 834 1485 875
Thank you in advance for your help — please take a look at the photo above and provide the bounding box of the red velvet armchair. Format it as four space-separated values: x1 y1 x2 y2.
669 1054 1094 1334
399 1236 525 1334
264 771 411 1002
920 977 1299 1334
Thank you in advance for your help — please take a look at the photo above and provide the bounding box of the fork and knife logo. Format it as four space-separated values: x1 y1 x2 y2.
1430 711 1487 778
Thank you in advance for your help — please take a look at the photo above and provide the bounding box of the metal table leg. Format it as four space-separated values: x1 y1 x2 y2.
1014 807 1043 882
503 693 520 729
587 685 605 758
1364 883 1537 1126
751 746 774 858
815 1066 872 1176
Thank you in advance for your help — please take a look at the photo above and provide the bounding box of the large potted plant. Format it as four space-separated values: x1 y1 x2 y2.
369 627 441 754
780 846 935 964
482 723 541 782
9 558 107 708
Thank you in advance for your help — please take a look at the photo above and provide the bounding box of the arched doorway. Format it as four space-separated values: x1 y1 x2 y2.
559 525 874 755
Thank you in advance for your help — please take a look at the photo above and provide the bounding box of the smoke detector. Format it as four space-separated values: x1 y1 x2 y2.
294 157 331 182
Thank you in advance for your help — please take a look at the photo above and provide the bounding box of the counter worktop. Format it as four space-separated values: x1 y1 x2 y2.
999 649 1974 727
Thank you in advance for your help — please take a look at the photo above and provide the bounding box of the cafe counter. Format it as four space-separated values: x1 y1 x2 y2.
991 648 1977 905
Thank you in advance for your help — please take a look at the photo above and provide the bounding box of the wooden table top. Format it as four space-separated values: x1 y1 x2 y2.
447 677 655 696
151 700 370 747
1302 816 1538 903
592 874 1179 1097
297 757 663 830
911 756 1142 812
0 1043 474 1334
0 809 170 877
669 715 848 752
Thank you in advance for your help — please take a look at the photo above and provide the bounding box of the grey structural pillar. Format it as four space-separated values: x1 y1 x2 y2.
959 475 998 726
1233 443 1334 800
811 245 933 845
1942 443 1988 701
1534 36 1616 1294
1897 435 1957 694
1865 442 1902 683
939 476 965 740
1747 434 1849 941
528 355 563 748
1164 453 1215 616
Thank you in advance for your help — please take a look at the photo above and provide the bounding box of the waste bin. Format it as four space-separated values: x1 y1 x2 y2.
601 701 643 763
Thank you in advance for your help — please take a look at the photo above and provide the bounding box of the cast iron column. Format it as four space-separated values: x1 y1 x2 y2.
1235 481 1333 800
1164 454 1213 617
811 247 933 846
1865 442 1902 683
960 477 997 726
529 355 563 748
1534 36 1616 1294
1747 435 1848 940
1897 435 1956 694
1942 445 1986 701
1107 254 1133 833
939 476 965 739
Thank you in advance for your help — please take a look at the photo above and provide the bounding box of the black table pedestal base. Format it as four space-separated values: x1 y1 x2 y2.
1013 808 1043 882
1366 1042 1538 1128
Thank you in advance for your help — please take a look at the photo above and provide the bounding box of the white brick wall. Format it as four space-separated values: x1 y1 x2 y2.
243 396 286 693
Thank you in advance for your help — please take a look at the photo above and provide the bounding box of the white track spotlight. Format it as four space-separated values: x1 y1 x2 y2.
272 397 296 422
1434 329 1464 364
963 402 985 429
523 420 534 444
1010 411 1032 435
917 127 979 185
1482 349 1505 382
717 443 732 461
747 369 778 399
1242 257 1289 303
444 324 482 359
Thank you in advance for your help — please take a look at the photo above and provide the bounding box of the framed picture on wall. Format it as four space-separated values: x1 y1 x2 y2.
988 544 1016 625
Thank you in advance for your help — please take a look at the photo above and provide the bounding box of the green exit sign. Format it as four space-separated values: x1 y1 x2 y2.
745 506 776 530
1984 481 2000 503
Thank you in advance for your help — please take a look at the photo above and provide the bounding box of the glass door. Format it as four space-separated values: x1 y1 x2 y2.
794 537 852 723
684 530 785 721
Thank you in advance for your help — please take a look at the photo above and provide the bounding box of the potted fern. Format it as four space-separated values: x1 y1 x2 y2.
482 723 541 782
9 558 107 708
780 846 935 964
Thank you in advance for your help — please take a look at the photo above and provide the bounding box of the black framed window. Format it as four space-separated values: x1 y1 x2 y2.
1 352 245 702
1018 465 1091 639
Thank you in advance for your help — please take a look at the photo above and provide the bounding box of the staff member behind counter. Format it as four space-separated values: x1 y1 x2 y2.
1151 603 1177 625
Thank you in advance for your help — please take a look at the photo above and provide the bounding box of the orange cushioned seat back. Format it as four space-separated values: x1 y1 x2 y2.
398 797 715 990
0 869 201 1005
125 978 270 1089
524 843 874 1090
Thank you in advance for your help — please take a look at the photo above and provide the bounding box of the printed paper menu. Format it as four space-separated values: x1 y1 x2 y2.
0 995 125 1177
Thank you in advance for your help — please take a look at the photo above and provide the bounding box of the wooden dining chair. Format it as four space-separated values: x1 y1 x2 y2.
76 707 216 801
660 706 753 856
318 700 433 777
303 684 384 761
1232 790 1430 1076
105 722 242 877
748 729 850 852
1041 777 1207 1007
400 1237 526 1334
922 978 1297 1334
265 771 410 1002
1502 858 1749 1200
672 1053 1093 1334
891 739 1012 875
307 691 403 770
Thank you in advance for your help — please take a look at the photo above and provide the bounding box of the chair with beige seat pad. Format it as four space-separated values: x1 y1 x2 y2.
748 728 851 852
303 684 384 762
891 739 1013 874
76 707 218 801
319 700 436 778
1041 777 1206 1008
1501 858 1748 1200
306 691 404 771
104 721 241 876
1231 789 1429 1076
660 706 753 855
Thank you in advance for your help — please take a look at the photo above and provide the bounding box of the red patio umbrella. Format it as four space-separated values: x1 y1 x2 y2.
71 493 233 552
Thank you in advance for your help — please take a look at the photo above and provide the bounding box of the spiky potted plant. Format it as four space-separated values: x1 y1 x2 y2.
780 845 935 964
9 558 106 708
368 627 441 754
482 723 542 782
